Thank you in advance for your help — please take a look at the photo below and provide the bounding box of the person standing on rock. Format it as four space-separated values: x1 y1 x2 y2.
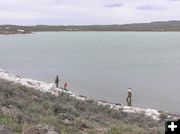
64 82 67 90
126 88 132 106
55 75 59 88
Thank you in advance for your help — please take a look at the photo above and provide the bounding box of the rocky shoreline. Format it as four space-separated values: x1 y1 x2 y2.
0 68 179 133
0 68 178 120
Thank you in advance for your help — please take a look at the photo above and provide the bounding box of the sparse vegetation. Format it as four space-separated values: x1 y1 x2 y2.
0 79 165 134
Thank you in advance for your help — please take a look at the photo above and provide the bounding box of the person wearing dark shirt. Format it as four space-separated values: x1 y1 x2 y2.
55 75 59 88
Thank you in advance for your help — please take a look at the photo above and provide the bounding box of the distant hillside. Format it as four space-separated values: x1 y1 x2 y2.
1 21 180 34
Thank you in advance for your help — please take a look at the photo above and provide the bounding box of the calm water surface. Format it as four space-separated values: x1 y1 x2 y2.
0 32 180 114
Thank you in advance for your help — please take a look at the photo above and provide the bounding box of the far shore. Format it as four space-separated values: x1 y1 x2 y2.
1 21 180 34
1 31 180 36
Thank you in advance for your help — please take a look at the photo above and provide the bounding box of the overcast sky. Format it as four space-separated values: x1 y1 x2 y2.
0 0 180 25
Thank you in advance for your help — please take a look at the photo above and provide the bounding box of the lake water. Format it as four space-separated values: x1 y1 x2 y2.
0 32 180 114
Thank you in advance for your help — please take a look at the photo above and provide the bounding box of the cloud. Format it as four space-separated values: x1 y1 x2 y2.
136 5 164 11
169 0 180 1
104 3 123 8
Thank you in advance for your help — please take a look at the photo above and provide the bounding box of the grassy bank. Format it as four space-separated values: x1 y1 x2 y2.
0 79 165 134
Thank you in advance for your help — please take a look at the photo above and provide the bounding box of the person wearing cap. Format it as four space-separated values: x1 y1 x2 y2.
126 88 132 106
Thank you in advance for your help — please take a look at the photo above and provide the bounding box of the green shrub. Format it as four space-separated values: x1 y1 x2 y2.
0 114 23 133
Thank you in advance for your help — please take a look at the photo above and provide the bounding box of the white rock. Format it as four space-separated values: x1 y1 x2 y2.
0 68 161 120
